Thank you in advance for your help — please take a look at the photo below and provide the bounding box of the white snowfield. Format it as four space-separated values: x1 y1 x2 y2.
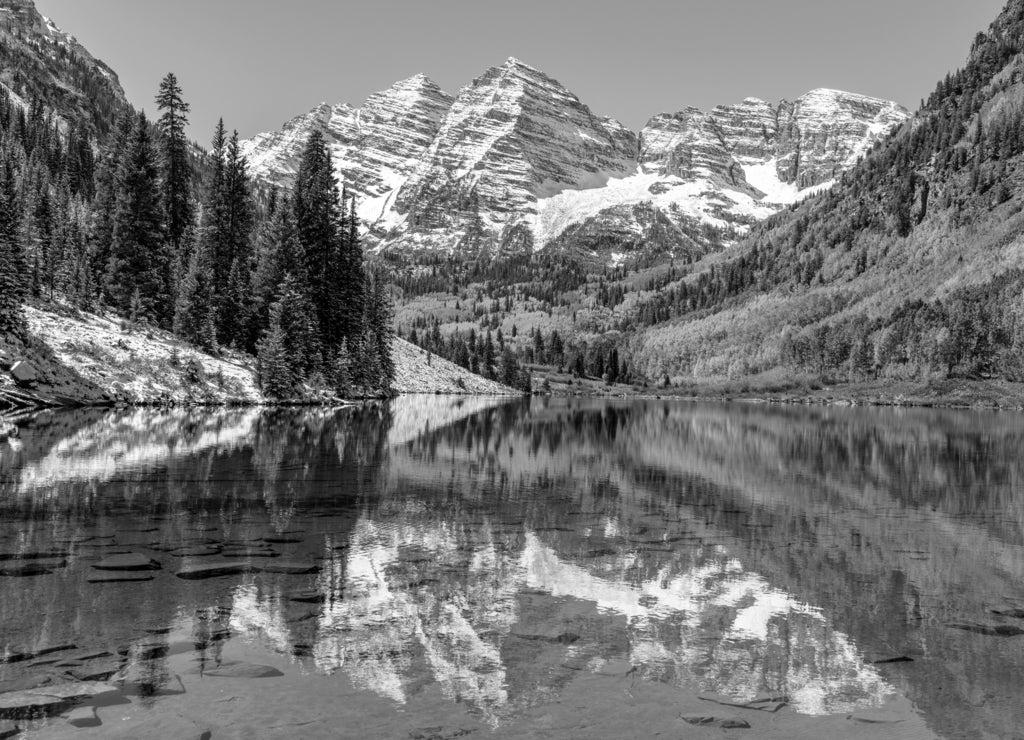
391 338 519 395
241 61 909 261
17 306 513 405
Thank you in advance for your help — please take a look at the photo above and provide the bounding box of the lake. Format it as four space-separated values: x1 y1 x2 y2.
1 397 1024 739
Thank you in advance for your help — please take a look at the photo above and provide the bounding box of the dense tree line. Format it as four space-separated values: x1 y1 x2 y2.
0 75 394 398
777 274 1024 381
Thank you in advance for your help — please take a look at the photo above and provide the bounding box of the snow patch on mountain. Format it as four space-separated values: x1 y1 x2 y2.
741 159 832 205
532 172 776 249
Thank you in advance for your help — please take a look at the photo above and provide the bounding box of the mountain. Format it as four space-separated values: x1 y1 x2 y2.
240 74 454 219
629 0 1024 385
0 0 127 136
242 60 907 265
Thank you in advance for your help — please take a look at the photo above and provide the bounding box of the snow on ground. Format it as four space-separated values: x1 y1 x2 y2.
24 305 263 404
392 338 519 395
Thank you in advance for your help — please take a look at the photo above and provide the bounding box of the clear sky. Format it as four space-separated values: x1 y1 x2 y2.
33 0 1008 143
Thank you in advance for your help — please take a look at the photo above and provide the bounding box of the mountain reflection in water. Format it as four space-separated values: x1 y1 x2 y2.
2 397 1024 739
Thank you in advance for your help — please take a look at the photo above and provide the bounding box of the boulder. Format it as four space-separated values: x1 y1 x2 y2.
9 361 37 388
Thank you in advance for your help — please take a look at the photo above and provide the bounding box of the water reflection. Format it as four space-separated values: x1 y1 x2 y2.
2 397 1024 738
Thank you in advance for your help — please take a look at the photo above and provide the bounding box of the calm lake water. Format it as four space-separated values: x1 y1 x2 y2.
1 397 1024 739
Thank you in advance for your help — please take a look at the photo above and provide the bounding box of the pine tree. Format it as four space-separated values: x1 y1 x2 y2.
154 72 193 252
250 195 301 347
106 111 168 323
173 233 217 351
277 274 321 380
256 298 295 399
363 267 395 392
198 122 255 342
89 111 132 307
293 131 363 352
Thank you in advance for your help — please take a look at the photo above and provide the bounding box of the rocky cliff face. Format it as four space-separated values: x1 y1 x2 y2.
639 89 909 200
0 0 127 135
390 58 638 253
240 74 453 225
242 60 908 265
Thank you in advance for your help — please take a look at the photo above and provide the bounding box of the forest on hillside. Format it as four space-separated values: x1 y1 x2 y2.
0 73 395 399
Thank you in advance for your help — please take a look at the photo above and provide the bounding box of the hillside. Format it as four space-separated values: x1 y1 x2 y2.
391 337 520 395
1 304 517 411
626 0 1024 385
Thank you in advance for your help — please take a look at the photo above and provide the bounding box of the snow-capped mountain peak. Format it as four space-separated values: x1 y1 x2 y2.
241 62 908 265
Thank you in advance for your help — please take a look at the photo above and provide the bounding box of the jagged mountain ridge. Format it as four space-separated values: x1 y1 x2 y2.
241 58 908 263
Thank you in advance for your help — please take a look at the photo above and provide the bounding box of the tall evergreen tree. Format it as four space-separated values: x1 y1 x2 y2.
106 111 168 322
293 131 363 353
201 122 254 342
256 297 295 399
364 267 396 389
154 72 194 253
173 234 217 351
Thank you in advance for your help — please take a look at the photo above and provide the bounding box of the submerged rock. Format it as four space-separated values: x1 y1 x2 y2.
991 607 1024 619
0 551 69 561
0 563 55 577
66 705 101 728
175 562 253 580
1 645 77 665
199 662 283 679
870 655 915 664
0 682 116 720
260 561 320 575
219 548 280 558
946 621 1024 637
92 553 161 571
697 691 787 712
87 571 155 583
287 589 326 604
168 546 222 557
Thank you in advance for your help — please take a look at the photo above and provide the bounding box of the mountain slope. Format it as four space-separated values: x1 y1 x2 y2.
631 0 1024 384
242 63 906 265
0 0 127 136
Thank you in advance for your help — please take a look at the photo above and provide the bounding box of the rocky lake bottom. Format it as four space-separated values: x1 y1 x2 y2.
1 397 1023 739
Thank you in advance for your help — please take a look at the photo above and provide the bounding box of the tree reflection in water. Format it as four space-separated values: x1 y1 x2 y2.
1 397 1023 738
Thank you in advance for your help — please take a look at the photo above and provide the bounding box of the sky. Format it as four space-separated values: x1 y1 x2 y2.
34 0 1009 143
